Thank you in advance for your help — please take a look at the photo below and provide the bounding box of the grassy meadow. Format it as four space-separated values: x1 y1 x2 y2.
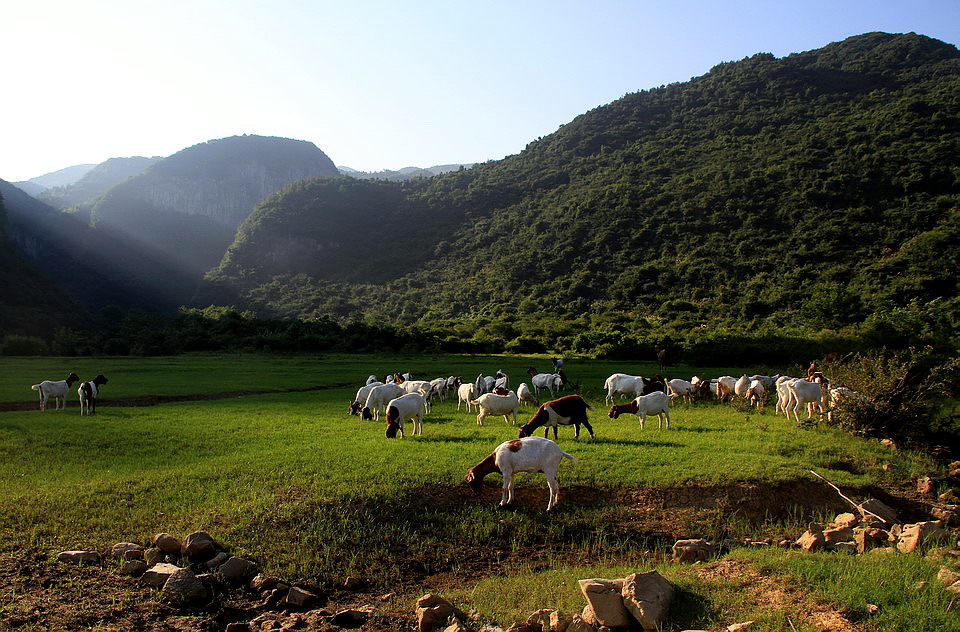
1 353 954 631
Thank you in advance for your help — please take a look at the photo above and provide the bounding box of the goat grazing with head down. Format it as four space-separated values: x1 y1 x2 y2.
31 372 80 411
518 395 594 440
384 392 426 438
608 390 671 429
464 436 577 511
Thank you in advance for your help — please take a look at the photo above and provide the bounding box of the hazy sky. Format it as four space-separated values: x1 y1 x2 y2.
3 0 959 182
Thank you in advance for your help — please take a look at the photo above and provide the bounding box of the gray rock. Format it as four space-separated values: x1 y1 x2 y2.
153 533 181 554
139 562 182 588
57 550 101 565
218 556 257 582
671 539 717 563
331 608 370 627
144 547 165 565
181 530 218 561
204 551 229 569
621 571 674 631
161 568 208 604
284 586 318 607
578 579 629 629
110 542 143 559
121 559 149 576
416 593 466 632
898 521 949 553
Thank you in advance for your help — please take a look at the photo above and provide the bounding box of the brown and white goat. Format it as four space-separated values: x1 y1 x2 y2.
518 395 594 440
464 437 577 511
608 391 671 429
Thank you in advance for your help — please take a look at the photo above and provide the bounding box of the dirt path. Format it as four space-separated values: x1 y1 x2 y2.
1 384 341 412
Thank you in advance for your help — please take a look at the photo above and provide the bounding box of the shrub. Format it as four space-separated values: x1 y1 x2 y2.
1 335 50 356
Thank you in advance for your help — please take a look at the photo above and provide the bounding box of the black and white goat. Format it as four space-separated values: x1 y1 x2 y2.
78 374 108 415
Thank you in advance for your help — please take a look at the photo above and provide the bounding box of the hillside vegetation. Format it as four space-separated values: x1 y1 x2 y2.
207 33 960 347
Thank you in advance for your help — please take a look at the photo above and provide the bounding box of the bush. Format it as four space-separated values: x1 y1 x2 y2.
1 335 50 356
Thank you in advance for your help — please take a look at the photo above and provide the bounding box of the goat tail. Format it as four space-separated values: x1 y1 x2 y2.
562 452 578 465
31 384 40 391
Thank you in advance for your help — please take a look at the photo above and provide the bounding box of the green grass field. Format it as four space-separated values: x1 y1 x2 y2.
1 353 954 631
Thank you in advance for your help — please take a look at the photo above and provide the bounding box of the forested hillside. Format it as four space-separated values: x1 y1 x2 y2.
206 33 960 350
38 156 161 209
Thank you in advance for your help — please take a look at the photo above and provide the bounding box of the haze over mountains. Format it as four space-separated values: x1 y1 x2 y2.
2 32 958 341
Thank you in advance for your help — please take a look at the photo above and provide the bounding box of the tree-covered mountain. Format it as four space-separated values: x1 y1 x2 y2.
205 33 960 343
37 156 162 209
13 163 96 193
338 164 474 181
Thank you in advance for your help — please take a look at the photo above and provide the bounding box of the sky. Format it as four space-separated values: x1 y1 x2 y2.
3 0 960 182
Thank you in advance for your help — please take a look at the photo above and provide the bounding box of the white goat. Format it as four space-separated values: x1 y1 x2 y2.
786 375 829 423
608 391 671 429
384 392 427 438
734 375 751 399
603 373 642 404
470 391 520 426
531 373 563 399
464 436 577 511
365 374 379 386
362 383 405 420
349 381 383 416
746 379 765 408
715 376 737 402
457 383 478 412
31 372 80 411
516 382 539 407
667 379 695 405
827 386 867 423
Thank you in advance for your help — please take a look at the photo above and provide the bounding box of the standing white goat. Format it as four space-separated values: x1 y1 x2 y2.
31 372 80 411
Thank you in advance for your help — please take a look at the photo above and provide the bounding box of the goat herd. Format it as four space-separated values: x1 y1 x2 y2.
345 365 861 511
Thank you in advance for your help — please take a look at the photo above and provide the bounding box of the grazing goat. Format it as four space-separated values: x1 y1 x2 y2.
735 375 751 399
471 391 520 425
608 391 671 429
518 395 594 440
827 386 867 423
31 372 80 411
365 375 379 386
528 371 563 399
715 376 737 402
384 392 426 438
667 379 695 405
746 379 766 408
464 437 577 511
516 382 539 407
362 383 405 420
349 381 383 416
457 382 478 412
78 374 108 416
603 373 665 405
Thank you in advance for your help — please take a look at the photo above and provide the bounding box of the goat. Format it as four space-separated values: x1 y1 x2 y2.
528 371 563 399
78 374 108 416
603 373 664 405
457 382 478 412
495 370 509 391
384 392 426 438
746 379 766 408
518 395 594 440
349 381 383 416
516 382 539 407
365 374 379 386
774 376 800 416
734 375 751 399
608 390 670 429
470 391 520 426
361 383 405 420
827 385 867 423
31 372 80 411
464 437 577 511
715 376 737 402
667 379 695 405
786 374 829 424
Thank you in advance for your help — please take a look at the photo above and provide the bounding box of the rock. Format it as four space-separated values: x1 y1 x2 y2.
140 562 182 588
897 521 950 553
181 530 218 561
224 623 252 632
161 568 208 604
832 512 859 529
56 550 101 565
564 616 595 632
727 623 755 632
671 539 717 563
833 542 857 554
526 609 555 631
284 586 318 608
124 549 144 561
853 527 888 554
110 542 143 559
205 551 230 569
121 559 149 576
918 476 936 496
218 556 258 582
939 489 959 503
577 578 629 628
343 576 364 591
865 604 880 615
330 608 369 627
796 523 827 552
858 499 898 525
947 461 960 476
880 438 897 449
153 533 181 554
621 570 674 631
938 567 960 585
143 547 164 565
550 610 572 632
823 526 854 546
261 587 285 609
416 594 466 632
504 624 535 632
250 573 284 592
443 620 472 632
930 506 958 526
882 463 896 471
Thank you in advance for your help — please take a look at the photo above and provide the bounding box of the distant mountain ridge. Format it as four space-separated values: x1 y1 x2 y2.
338 164 474 181
38 156 162 209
